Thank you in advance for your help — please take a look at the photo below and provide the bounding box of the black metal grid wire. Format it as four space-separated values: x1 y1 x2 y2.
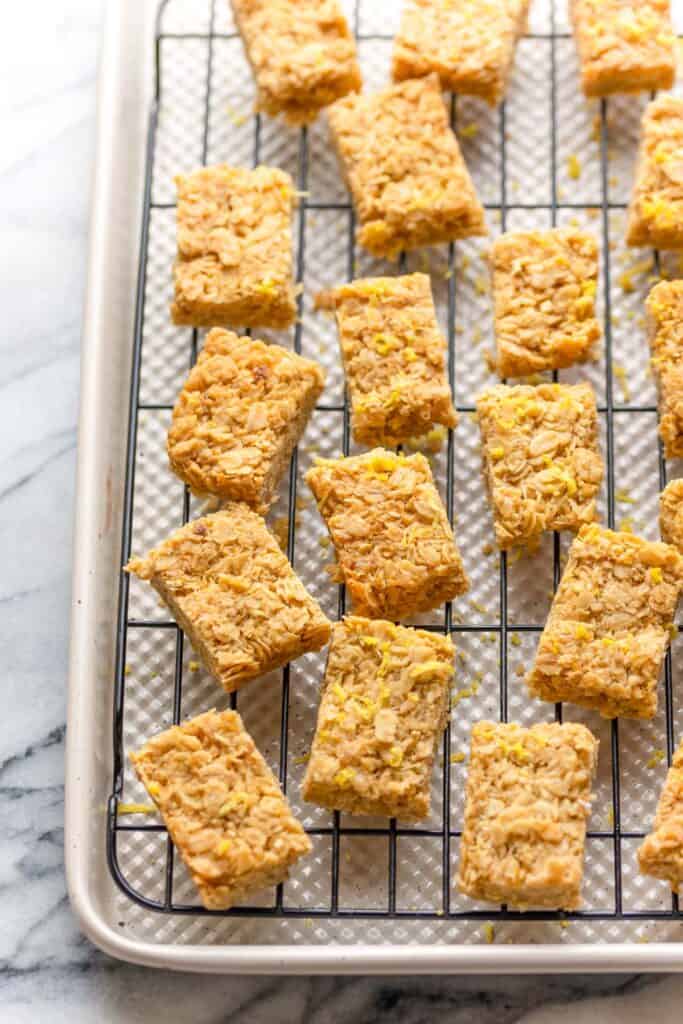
106 0 683 924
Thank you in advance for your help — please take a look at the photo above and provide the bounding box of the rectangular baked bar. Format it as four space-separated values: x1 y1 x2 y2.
125 506 331 692
526 524 683 719
306 449 469 620
660 479 683 552
476 382 604 549
167 329 325 510
171 164 297 329
570 0 675 98
130 709 311 910
638 739 683 894
627 97 683 250
457 721 598 910
322 273 457 447
392 0 530 106
491 229 600 377
646 280 683 457
302 617 454 819
327 74 486 260
230 0 361 124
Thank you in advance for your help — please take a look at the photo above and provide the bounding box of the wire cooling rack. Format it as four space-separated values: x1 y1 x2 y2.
107 0 683 946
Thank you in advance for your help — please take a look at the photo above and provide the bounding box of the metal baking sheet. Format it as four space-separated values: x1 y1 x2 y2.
66 0 683 971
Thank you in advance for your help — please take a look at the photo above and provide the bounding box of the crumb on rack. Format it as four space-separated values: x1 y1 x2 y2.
646 748 665 769
567 154 581 179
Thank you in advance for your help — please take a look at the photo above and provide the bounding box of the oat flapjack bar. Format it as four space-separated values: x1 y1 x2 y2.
646 280 683 457
327 74 486 260
392 0 530 105
302 617 454 819
125 507 331 693
526 525 683 719
230 0 361 124
570 0 675 98
172 164 297 329
131 710 311 909
458 721 598 910
167 329 325 510
306 449 469 620
476 382 604 549
638 739 683 894
321 273 456 446
491 229 600 377
627 98 683 250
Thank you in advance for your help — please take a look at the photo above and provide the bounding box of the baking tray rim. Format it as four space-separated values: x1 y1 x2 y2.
64 0 683 973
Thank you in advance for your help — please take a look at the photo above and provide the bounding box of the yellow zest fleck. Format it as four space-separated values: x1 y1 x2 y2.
334 767 356 787
293 754 310 766
218 792 251 816
650 567 663 584
575 623 593 641
188 660 200 673
612 362 631 402
559 921 569 930
669 624 678 640
147 782 160 797
469 599 488 615
460 122 478 139
615 488 634 504
226 103 247 127
123 665 131 676
216 573 249 592
474 275 489 296
490 446 505 461
256 275 279 297
581 280 596 298
215 839 231 856
117 803 157 815
319 535 330 548
646 749 665 769
373 333 401 356
450 752 466 764
360 635 380 648
332 683 347 702
387 745 403 768
567 154 581 179
483 923 496 944
407 692 419 703
510 633 521 647
403 347 417 363
619 516 634 533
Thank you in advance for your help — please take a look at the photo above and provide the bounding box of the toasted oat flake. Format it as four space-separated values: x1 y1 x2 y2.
172 164 297 329
458 721 599 910
230 0 361 124
322 274 457 447
491 229 601 377
638 739 683 892
526 525 683 719
646 281 683 457
131 709 311 910
627 97 683 250
125 507 331 694
476 382 604 550
302 617 454 819
307 449 468 620
570 0 675 98
392 0 530 106
327 74 486 260
167 330 324 511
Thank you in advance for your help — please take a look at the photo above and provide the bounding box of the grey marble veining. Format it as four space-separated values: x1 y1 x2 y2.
2 1 683 1020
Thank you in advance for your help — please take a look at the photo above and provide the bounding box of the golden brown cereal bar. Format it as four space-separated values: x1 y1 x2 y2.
570 0 675 98
125 507 331 693
646 280 683 457
660 479 683 552
627 97 683 250
167 329 325 511
638 739 683 894
322 273 457 447
491 229 600 378
327 74 486 260
230 0 361 124
392 0 530 105
302 617 454 819
476 382 604 549
131 710 311 910
171 164 297 329
526 525 683 719
457 721 598 910
306 449 469 620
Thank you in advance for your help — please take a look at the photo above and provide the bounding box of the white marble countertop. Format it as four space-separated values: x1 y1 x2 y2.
2 1 683 1019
